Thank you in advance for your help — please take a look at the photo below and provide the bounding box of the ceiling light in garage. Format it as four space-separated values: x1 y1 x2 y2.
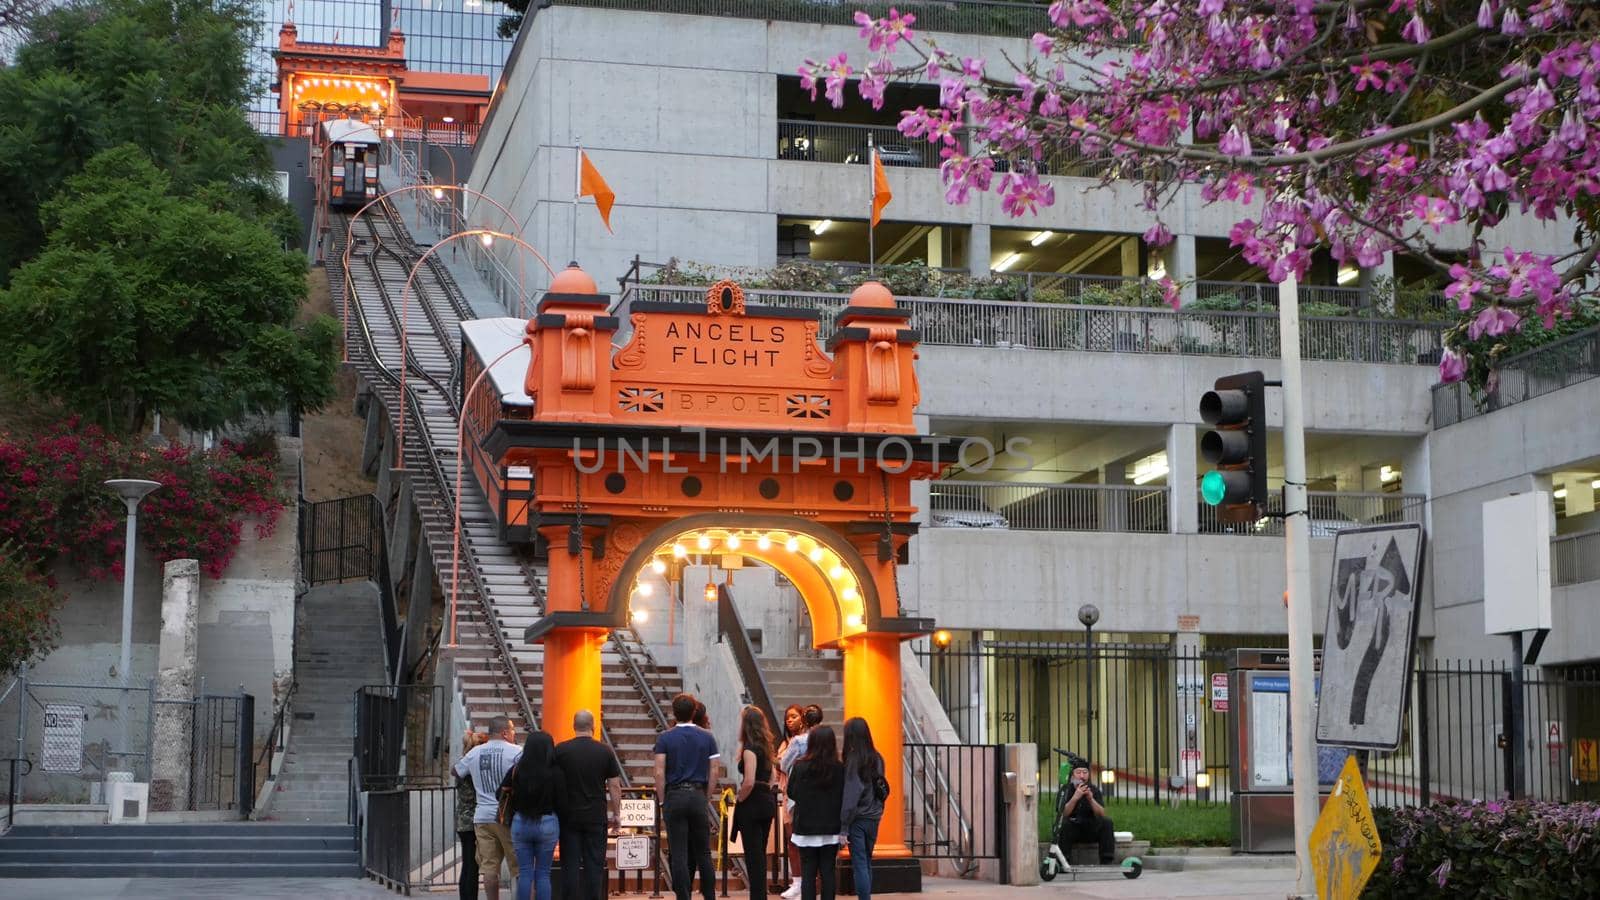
812 219 832 235
994 252 1022 271
1030 230 1054 247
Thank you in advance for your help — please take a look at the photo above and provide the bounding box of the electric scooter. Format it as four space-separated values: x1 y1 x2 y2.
1038 749 1142 881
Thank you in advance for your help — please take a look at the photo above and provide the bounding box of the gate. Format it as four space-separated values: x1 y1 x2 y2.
1 673 254 814
903 742 1007 879
299 494 405 685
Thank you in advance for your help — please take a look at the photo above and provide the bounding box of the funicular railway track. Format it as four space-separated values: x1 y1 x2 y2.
329 201 689 824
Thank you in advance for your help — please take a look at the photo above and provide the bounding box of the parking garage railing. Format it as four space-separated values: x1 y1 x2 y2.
1432 326 1600 427
627 285 1443 365
555 0 1052 37
777 119 960 169
929 482 1169 533
1197 490 1426 537
1553 529 1600 586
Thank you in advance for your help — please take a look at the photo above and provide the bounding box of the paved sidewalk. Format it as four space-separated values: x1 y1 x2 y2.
0 869 1299 900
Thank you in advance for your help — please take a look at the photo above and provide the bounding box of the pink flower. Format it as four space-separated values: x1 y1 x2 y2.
1444 263 1485 310
1049 0 1109 28
1217 125 1252 157
1410 196 1456 231
1438 350 1467 383
1401 11 1430 43
823 54 852 108
1468 305 1521 339
1144 222 1174 247
1032 32 1055 55
1159 278 1181 310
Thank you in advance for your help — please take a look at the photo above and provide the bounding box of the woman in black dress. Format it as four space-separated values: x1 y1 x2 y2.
733 706 779 900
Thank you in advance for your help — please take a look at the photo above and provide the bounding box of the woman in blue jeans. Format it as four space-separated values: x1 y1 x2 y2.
507 730 563 900
839 718 885 900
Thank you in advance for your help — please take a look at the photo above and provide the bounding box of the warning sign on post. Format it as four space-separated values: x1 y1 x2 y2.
616 835 650 870
1574 738 1599 783
1210 673 1230 713
1310 755 1382 900
42 704 84 773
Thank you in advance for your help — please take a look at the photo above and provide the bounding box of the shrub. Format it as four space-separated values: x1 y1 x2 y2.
0 419 283 581
1366 801 1600 899
0 542 62 675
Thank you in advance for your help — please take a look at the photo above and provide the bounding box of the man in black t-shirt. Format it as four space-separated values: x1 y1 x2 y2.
1058 763 1116 864
553 709 623 900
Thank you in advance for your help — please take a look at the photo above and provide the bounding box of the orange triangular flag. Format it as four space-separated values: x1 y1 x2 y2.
871 149 892 228
578 151 614 233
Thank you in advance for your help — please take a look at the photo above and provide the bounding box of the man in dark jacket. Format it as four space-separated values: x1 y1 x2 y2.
554 709 622 900
1058 763 1116 864
654 692 721 900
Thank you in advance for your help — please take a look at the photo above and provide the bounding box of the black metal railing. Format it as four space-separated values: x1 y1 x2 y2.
903 742 1007 877
188 691 255 814
716 584 779 732
299 494 406 685
355 683 449 792
1433 326 1600 427
777 119 965 169
547 0 1051 37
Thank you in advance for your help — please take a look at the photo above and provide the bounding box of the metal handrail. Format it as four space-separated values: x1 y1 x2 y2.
900 696 979 876
715 586 778 734
1432 325 1600 427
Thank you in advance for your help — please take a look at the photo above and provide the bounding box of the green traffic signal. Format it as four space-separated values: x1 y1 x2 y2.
1201 470 1227 506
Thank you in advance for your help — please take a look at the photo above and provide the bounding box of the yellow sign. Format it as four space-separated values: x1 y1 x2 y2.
1575 738 1599 783
1310 755 1382 900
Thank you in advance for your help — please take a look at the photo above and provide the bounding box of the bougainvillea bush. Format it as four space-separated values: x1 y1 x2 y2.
1367 800 1600 898
0 542 63 675
0 420 283 582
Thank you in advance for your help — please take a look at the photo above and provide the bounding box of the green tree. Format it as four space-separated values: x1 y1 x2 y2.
0 148 337 432
0 0 291 278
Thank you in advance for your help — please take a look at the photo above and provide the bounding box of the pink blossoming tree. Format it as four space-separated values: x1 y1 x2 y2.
802 1 1600 386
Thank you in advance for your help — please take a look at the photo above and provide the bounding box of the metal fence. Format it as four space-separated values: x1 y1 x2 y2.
627 285 1446 365
1195 280 1367 311
1553 529 1600 586
930 481 1168 533
777 120 961 169
549 0 1051 37
1198 491 1426 537
1 674 253 814
300 494 406 685
903 742 1008 878
919 643 1231 810
1432 326 1600 427
355 684 449 792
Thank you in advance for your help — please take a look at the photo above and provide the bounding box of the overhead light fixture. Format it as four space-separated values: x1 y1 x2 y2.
757 535 772 551
632 608 648 624
812 219 832 235
384 127 395 138
1337 265 1360 285
478 233 494 248
808 546 825 563
1131 452 1169 485
704 582 718 602
636 582 653 597
993 252 1022 272
432 187 445 200
442 116 455 124
1555 488 1568 499
841 586 859 602
1380 465 1399 483
650 558 668 575
672 543 688 559
845 613 864 628
785 537 800 553
829 564 846 580
1030 230 1053 247
697 534 713 551
1592 479 1600 489
1147 259 1167 281
725 534 741 549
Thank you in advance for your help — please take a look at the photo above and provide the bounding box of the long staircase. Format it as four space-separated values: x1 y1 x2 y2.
269 582 388 822
764 655 845 730
330 199 684 796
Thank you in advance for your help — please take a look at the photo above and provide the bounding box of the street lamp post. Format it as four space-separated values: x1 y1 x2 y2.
104 478 161 765
1078 603 1100 769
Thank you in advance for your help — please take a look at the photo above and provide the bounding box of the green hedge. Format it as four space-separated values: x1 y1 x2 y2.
1366 801 1600 899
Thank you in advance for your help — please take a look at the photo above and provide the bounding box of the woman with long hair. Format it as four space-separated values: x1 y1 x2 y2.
839 718 886 900
733 706 779 900
455 730 490 900
507 730 563 900
785 725 844 900
775 704 807 899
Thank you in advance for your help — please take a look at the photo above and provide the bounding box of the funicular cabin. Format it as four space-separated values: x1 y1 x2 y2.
321 115 381 209
459 318 538 542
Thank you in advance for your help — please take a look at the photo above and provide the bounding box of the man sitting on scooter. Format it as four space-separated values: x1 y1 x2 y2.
1058 764 1116 865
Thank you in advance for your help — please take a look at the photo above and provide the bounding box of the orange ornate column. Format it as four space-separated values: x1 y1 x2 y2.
537 522 605 743
843 630 909 858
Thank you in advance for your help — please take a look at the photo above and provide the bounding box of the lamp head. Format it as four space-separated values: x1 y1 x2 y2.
1077 603 1100 628
104 479 162 510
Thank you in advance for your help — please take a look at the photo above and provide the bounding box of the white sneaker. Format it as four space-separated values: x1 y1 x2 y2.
781 879 801 899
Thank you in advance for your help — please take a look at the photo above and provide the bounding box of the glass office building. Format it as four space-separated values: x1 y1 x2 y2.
249 0 514 128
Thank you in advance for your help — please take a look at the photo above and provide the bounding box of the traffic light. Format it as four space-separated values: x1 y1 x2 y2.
1199 371 1268 523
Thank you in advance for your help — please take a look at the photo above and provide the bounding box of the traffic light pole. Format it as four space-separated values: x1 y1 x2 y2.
1277 273 1318 900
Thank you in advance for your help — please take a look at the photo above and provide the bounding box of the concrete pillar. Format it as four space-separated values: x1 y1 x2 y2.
150 559 200 812
1359 252 1396 312
1172 632 1204 789
361 402 384 477
406 536 436 674
1166 424 1197 533
1168 233 1198 306
969 224 992 277
1566 475 1595 516
1118 238 1140 278
1002 743 1041 886
1100 461 1127 532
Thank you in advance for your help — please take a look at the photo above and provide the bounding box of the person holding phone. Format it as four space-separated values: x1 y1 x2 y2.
1058 763 1115 865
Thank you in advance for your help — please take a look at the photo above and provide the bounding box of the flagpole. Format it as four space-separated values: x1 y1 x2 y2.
868 134 876 279
572 138 582 267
